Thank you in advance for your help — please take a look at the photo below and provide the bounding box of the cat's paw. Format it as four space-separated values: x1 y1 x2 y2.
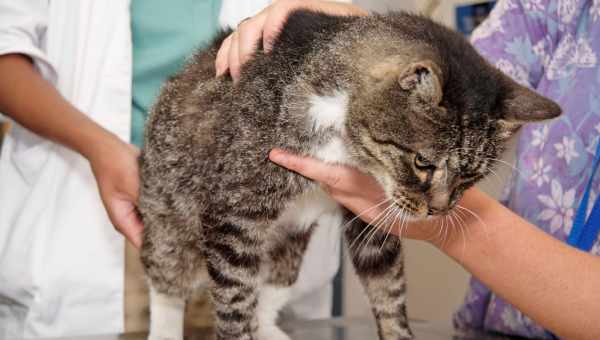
147 333 183 340
256 326 291 340
386 330 413 340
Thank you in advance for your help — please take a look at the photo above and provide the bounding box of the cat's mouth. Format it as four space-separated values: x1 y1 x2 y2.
392 191 458 219
392 193 428 219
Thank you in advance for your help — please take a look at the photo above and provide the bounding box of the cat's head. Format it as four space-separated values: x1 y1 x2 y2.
345 25 561 219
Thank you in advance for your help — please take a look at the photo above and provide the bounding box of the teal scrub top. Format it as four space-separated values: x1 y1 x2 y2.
130 0 222 147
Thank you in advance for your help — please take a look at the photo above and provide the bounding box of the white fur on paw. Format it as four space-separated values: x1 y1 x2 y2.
147 335 182 340
256 326 291 340
148 287 185 340
147 328 183 340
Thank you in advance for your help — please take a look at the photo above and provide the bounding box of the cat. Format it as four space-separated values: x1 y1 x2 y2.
138 10 561 340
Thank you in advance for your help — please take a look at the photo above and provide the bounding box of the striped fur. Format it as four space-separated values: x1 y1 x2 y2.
139 9 560 340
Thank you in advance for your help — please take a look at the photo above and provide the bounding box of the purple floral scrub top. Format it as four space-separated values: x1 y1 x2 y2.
453 0 600 338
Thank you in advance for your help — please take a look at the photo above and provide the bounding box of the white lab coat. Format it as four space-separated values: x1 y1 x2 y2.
0 0 343 338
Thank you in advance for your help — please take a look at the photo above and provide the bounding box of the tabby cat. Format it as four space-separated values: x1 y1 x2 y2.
139 10 560 340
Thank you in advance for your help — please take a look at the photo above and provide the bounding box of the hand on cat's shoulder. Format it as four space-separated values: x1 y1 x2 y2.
215 0 368 81
269 148 442 242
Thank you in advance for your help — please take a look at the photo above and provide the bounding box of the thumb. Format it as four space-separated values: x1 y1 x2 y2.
109 198 144 248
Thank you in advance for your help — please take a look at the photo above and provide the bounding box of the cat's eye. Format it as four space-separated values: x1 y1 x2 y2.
414 153 435 170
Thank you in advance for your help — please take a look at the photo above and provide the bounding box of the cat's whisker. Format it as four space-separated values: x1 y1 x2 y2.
455 204 490 241
421 215 440 243
348 203 396 256
379 208 401 251
485 166 507 188
427 216 442 243
392 208 406 245
452 209 468 254
475 177 494 193
385 207 403 241
341 198 392 232
400 210 411 240
440 215 448 244
363 205 397 250
458 209 473 255
394 209 405 247
350 205 393 249
398 209 408 239
485 157 529 183
443 215 451 246
438 216 447 246
445 212 459 250
389 199 405 239
359 205 398 255
446 211 456 249
485 157 521 173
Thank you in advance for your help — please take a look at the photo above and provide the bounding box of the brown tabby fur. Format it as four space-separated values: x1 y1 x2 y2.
139 10 560 340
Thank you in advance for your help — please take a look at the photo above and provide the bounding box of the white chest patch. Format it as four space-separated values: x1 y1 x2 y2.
307 91 349 132
276 91 349 232
313 137 350 164
275 188 341 232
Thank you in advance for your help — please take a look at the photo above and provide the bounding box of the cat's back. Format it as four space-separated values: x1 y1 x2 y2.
138 9 476 220
138 12 357 222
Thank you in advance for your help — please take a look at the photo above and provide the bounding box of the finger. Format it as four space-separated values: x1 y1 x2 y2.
228 31 242 82
121 210 144 248
237 13 268 66
215 34 233 77
107 197 144 248
269 148 348 188
263 1 300 53
116 206 144 248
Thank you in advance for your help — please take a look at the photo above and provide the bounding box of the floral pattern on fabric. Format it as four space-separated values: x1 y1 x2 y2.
453 1 600 338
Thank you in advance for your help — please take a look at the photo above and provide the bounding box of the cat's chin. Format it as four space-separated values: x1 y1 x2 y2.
397 211 428 222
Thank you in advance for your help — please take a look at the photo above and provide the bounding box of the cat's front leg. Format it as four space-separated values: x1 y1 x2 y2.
148 287 186 340
345 219 413 340
205 221 263 340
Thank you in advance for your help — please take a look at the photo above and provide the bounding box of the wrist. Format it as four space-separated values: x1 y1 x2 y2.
78 126 127 167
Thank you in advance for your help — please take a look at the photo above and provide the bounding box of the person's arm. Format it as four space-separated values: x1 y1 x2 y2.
0 54 143 247
437 189 600 340
268 149 600 340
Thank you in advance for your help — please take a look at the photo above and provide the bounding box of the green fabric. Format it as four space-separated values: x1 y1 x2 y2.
130 0 222 147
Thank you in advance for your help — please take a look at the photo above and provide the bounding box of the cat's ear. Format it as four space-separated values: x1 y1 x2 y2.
499 81 562 126
369 58 443 105
397 60 444 105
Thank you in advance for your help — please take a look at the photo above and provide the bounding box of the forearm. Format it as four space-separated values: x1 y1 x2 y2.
0 54 122 161
267 149 599 338
436 188 600 340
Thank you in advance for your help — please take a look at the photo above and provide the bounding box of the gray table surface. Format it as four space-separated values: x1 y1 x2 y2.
45 318 518 340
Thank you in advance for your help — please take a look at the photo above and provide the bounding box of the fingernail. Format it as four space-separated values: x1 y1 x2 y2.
269 149 285 163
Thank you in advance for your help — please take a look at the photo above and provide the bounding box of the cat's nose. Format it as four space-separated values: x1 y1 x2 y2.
427 206 449 216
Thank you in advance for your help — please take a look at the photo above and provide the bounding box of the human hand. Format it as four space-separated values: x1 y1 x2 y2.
88 138 144 248
268 148 442 241
215 0 368 82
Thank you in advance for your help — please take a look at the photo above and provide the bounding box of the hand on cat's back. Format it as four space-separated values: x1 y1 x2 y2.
269 149 436 241
214 0 368 81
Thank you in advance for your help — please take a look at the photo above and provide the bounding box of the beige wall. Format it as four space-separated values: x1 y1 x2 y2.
342 0 515 327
